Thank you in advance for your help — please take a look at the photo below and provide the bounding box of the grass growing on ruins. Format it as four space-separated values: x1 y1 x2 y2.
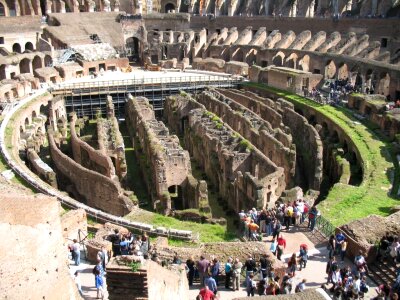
243 82 400 227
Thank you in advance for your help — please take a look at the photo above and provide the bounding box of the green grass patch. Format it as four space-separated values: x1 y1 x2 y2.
243 82 399 227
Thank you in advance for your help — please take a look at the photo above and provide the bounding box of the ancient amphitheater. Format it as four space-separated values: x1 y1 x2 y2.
0 0 399 299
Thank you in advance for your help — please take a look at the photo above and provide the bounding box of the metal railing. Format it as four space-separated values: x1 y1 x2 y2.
315 214 336 238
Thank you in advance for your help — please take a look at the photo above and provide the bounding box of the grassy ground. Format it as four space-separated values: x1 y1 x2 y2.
243 82 400 227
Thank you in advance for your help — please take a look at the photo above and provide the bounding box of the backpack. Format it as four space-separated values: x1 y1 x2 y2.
360 282 369 293
92 266 99 275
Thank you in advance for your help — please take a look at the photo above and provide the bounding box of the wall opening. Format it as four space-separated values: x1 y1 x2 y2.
25 42 34 52
19 58 31 74
165 3 175 12
168 185 183 210
12 43 22 53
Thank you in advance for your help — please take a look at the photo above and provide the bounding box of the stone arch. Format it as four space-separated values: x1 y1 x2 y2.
32 56 42 71
0 0 9 16
126 37 141 62
19 58 31 74
32 110 37 120
233 48 244 62
272 51 285 67
245 49 257 65
308 115 317 126
350 66 363 91
321 121 329 138
331 130 339 143
324 60 336 79
12 43 22 54
285 53 298 69
44 55 52 67
298 55 310 72
337 63 349 80
0 64 6 80
365 69 377 92
25 42 34 52
40 104 48 116
165 2 175 12
25 117 30 127
377 73 390 96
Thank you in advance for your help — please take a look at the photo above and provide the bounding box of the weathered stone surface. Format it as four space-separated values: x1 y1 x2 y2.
0 194 80 300
61 208 88 242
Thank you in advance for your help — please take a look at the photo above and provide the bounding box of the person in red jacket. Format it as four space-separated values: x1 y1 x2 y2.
277 234 287 261
198 285 215 300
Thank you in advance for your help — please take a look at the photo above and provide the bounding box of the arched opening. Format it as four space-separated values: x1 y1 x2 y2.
337 63 349 80
0 2 6 16
40 0 46 15
299 55 310 72
347 150 362 186
233 48 244 62
25 117 30 127
286 53 298 69
342 141 348 154
308 115 317 126
272 52 284 67
0 64 6 80
19 58 31 74
377 73 390 97
32 56 42 71
168 185 183 210
44 55 52 67
165 3 175 12
365 69 377 93
25 42 34 52
245 49 257 65
20 126 24 134
32 110 37 120
39 104 48 116
294 108 304 116
324 60 336 79
12 43 22 54
321 122 329 139
126 37 140 63
331 130 339 144
354 74 363 92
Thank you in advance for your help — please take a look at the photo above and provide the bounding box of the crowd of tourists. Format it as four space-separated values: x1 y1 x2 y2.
194 252 308 299
238 200 319 244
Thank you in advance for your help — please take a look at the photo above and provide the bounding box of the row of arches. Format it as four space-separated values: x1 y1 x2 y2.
324 60 391 95
12 42 35 54
0 55 52 80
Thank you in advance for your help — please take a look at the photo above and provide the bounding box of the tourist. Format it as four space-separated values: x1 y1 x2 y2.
272 219 282 240
288 253 298 275
354 250 368 274
198 285 214 300
197 255 210 285
308 206 318 231
210 258 220 285
140 233 150 257
97 246 109 271
172 255 182 265
335 231 345 255
298 245 308 270
94 259 105 299
340 237 347 262
224 257 233 289
295 279 307 293
328 234 336 259
186 256 196 286
246 273 256 297
259 253 272 280
110 229 121 257
119 237 129 255
232 258 243 291
326 256 338 284
259 209 267 234
270 238 278 256
205 275 217 294
72 239 80 266
277 234 286 261
244 256 257 279
248 219 260 241
74 271 83 297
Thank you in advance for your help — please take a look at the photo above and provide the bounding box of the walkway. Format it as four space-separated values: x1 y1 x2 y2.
72 226 378 300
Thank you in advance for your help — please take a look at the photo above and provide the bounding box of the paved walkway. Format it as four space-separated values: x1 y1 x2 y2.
72 227 378 300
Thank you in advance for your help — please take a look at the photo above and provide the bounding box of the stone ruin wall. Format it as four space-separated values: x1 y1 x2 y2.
0 194 80 300
26 148 58 188
70 113 117 179
125 95 210 214
168 99 285 211
48 131 134 216
106 257 190 300
97 96 128 181
196 89 296 186
242 86 323 191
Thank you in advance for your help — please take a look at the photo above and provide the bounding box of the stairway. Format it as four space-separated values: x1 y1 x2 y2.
368 257 398 286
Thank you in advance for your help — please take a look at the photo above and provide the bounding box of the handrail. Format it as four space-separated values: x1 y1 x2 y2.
0 90 193 241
